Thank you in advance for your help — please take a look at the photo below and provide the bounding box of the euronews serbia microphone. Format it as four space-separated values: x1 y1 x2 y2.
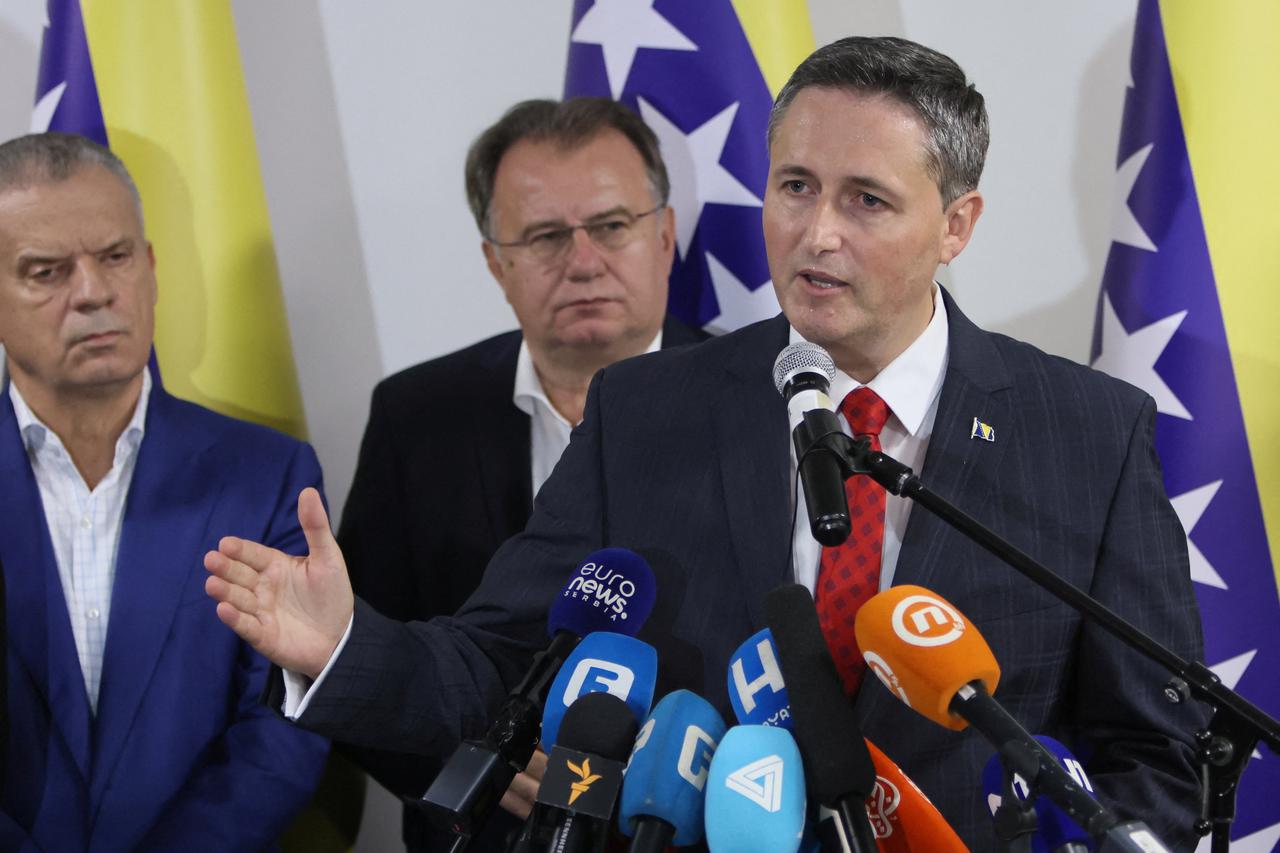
416 548 655 839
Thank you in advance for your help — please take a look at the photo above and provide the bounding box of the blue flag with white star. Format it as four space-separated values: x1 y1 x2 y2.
1093 1 1280 846
564 0 812 333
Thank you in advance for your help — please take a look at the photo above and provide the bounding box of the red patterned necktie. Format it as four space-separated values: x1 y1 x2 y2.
814 386 890 695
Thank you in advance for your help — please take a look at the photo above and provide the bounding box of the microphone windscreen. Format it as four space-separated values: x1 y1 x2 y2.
854 584 1000 731
548 547 656 638
865 738 967 852
705 725 806 853
981 735 1096 853
618 690 726 845
541 631 657 750
764 584 876 804
727 628 793 729
557 691 640 761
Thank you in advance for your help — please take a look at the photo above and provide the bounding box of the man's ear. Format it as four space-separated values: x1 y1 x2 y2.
939 190 984 264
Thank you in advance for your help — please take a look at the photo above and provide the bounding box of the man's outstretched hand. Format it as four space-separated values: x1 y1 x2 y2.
204 487 354 680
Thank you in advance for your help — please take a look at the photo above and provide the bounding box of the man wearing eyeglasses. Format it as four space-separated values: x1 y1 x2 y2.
336 97 704 852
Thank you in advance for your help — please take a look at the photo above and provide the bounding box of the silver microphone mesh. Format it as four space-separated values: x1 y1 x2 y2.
772 342 836 395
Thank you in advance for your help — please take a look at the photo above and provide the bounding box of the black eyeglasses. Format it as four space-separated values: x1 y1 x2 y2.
488 205 665 265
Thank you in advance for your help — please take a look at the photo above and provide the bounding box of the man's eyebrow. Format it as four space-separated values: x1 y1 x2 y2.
773 163 899 198
518 206 635 239
15 251 69 275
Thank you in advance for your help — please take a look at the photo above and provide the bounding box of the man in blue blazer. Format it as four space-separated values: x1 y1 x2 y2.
0 133 327 849
208 37 1207 849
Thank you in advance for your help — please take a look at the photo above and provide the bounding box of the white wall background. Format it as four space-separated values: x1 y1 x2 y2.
0 1 1137 848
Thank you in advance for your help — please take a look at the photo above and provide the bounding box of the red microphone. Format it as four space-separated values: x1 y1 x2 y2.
863 738 967 852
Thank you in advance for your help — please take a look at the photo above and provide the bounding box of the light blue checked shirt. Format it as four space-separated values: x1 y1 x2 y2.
8 369 150 713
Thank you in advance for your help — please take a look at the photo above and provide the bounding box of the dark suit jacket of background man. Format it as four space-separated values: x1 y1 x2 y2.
336 313 705 848
290 289 1207 850
1 379 329 850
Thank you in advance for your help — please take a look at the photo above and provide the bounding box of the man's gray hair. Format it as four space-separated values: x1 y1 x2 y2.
465 97 670 238
768 36 989 207
0 132 144 222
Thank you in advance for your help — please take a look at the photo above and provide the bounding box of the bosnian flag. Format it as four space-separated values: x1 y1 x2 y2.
564 0 813 334
1093 1 1280 847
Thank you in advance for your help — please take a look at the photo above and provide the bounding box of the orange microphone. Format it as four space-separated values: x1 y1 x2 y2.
853 586 1166 848
853 585 1000 731
863 738 968 852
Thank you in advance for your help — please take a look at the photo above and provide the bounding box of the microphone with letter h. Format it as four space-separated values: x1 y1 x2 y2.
854 584 1172 853
415 548 655 843
727 626 966 852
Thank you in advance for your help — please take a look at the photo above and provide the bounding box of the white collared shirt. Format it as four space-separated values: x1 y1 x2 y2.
513 330 663 496
8 368 151 713
790 285 950 593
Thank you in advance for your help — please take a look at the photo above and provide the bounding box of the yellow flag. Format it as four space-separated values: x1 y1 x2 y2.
81 0 306 438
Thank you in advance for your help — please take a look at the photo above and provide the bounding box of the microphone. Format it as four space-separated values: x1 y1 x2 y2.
855 585 1172 852
617 690 726 851
773 342 850 547
982 735 1095 853
764 585 878 851
540 631 657 750
728 628 792 729
415 548 655 839
522 691 637 853
705 725 808 853
863 739 967 852
726 627 965 850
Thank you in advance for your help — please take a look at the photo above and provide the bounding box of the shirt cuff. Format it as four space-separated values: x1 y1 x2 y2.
282 613 355 720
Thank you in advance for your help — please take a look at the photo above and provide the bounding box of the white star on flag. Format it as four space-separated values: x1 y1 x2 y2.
31 82 66 133
704 251 779 334
570 0 697 99
1091 292 1191 419
638 98 761 259
1171 480 1227 589
1111 143 1158 252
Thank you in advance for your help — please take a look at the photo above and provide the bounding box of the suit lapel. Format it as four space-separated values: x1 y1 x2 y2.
474 334 534 537
0 390 94 782
891 289 1013 594
712 316 794 628
90 388 216 800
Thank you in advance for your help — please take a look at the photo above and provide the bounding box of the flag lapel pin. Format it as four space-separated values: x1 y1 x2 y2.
970 417 995 442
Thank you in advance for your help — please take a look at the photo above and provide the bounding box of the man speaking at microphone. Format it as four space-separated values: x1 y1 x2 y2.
206 36 1206 848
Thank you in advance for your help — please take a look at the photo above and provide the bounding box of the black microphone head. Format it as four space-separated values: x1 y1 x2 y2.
773 341 835 397
764 583 877 805
557 692 639 761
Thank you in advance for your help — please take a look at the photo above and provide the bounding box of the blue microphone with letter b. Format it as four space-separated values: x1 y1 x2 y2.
540 631 657 750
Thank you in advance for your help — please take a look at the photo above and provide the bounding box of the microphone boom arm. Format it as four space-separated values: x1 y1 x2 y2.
802 412 1280 850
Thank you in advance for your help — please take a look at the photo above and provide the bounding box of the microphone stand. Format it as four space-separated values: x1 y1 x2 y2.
793 412 1280 851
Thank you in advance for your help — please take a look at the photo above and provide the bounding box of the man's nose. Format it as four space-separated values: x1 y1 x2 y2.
68 257 114 309
801 198 843 255
564 227 606 280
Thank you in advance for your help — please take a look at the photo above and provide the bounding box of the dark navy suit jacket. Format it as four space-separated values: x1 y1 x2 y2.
0 380 329 851
292 292 1206 850
337 316 705 850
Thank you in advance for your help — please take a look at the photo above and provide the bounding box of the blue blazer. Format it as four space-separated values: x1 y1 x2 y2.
290 291 1207 850
0 381 328 851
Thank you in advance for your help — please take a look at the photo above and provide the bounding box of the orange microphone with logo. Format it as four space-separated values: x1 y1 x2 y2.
853 585 1000 731
863 739 967 852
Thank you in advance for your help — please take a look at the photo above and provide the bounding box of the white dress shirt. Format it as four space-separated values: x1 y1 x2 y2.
790 284 950 594
513 329 664 496
8 369 151 713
